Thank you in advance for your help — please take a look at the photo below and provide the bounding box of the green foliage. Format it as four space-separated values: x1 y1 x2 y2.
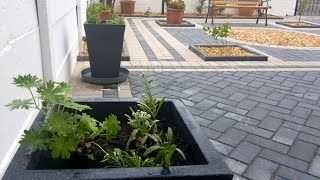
87 3 111 24
195 0 206 14
143 127 186 168
108 14 125 25
19 129 48 151
203 23 231 45
49 135 77 159
6 99 33 110
298 0 309 23
167 0 186 10
100 114 121 142
102 148 156 168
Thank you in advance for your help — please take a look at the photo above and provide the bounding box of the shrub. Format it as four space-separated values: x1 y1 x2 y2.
167 0 186 10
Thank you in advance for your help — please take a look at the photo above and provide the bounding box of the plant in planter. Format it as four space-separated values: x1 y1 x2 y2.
83 3 128 85
189 23 268 61
195 0 206 15
4 74 233 179
166 0 186 24
120 0 136 14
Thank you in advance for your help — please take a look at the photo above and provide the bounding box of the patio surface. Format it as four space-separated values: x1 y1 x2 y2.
72 16 320 180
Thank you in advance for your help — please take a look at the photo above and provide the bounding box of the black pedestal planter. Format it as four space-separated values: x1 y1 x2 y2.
3 99 233 180
83 23 128 85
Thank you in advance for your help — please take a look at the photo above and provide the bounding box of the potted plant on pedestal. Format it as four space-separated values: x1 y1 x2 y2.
83 3 128 85
166 0 186 24
120 0 136 14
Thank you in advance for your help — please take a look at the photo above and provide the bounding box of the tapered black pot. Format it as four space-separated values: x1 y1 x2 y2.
84 23 125 78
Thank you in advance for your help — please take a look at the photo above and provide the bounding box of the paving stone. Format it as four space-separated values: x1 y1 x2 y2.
201 126 222 139
291 106 312 119
259 149 308 171
186 106 204 116
258 116 283 131
304 91 320 101
298 133 320 146
278 98 298 109
248 80 264 88
228 92 248 102
230 142 261 164
218 128 248 147
267 92 286 101
193 99 217 111
201 107 226 121
282 121 320 138
224 113 260 126
306 115 320 130
207 76 224 83
309 155 320 177
272 127 299 146
244 157 278 180
194 116 212 126
246 134 289 154
246 107 270 121
257 103 291 114
289 140 317 162
209 117 236 132
208 95 238 106
188 92 210 103
232 175 248 180
277 166 319 180
210 139 233 155
236 99 258 111
234 122 273 139
217 103 248 115
224 158 248 175
269 111 306 124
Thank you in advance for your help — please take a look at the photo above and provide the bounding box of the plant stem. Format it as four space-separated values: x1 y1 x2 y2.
91 142 107 154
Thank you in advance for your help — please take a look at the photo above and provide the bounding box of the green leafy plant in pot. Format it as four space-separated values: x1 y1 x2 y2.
166 0 186 24
84 3 126 81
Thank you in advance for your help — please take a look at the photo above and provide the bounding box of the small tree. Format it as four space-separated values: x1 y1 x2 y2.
298 0 309 23
195 0 206 15
203 23 231 45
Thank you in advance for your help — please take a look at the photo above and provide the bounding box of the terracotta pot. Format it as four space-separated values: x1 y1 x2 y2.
120 1 135 14
100 10 112 21
166 8 184 24
239 4 255 16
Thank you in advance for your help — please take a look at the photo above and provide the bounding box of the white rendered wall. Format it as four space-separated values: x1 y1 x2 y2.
95 0 296 16
0 0 87 178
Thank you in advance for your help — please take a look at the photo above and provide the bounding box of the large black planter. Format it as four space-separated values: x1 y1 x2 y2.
84 23 125 78
3 99 233 180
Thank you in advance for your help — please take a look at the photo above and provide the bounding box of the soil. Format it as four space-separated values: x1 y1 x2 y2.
283 21 314 26
28 116 197 170
158 20 192 25
229 28 320 47
199 46 256 56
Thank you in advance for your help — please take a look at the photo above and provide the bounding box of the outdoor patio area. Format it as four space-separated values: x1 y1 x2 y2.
71 16 320 180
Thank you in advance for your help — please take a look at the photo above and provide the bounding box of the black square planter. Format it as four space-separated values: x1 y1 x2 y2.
3 99 233 180
189 45 268 61
275 21 320 28
156 20 196 27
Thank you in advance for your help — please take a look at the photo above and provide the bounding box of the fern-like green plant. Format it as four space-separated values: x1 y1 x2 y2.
100 114 121 143
203 23 231 45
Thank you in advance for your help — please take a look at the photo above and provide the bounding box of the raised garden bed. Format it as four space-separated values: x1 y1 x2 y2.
3 99 233 180
189 45 268 61
156 20 195 27
276 21 320 28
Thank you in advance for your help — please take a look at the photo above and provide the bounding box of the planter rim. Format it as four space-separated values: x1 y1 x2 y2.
101 10 112 12
120 0 136 3
3 98 233 180
84 22 125 26
167 8 185 11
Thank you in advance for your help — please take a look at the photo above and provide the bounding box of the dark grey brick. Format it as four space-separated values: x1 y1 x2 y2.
289 140 317 162
207 76 224 83
194 116 212 126
309 155 320 177
269 111 306 124
306 115 320 130
208 95 238 106
200 107 226 121
218 128 248 147
228 92 248 102
230 142 261 164
258 116 283 131
277 166 319 180
247 95 278 106
246 107 270 121
224 158 247 175
298 133 320 146
267 92 286 101
244 158 278 180
236 99 258 110
188 92 209 102
291 106 312 119
272 127 299 146
201 126 222 139
224 113 260 126
209 117 236 132
246 134 289 154
234 122 273 138
257 103 291 114
282 121 320 138
248 80 264 88
210 139 233 155
304 91 320 101
193 99 217 111
259 149 308 171
217 103 248 115
186 106 203 116
278 98 298 109
257 86 274 94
